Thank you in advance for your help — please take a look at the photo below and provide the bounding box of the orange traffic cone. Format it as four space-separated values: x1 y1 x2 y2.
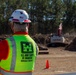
45 60 49 69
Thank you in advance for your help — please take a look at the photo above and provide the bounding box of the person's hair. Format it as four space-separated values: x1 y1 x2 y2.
13 23 28 32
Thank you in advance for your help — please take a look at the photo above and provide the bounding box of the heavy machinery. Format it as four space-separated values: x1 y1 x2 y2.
47 23 67 47
51 34 65 43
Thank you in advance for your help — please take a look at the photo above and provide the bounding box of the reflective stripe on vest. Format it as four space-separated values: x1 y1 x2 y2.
10 37 16 71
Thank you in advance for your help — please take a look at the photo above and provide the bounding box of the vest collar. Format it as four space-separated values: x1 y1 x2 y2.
14 32 28 35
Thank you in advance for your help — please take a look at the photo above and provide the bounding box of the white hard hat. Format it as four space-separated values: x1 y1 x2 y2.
9 9 31 23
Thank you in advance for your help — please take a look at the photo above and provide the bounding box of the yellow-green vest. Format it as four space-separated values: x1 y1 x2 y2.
1 35 37 72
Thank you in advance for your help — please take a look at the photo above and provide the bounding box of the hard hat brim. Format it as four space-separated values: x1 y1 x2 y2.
12 19 31 23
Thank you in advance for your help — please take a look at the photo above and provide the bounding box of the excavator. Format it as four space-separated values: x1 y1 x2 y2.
47 23 67 47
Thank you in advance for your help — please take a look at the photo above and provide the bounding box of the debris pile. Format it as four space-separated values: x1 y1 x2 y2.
32 34 46 44
32 34 49 54
32 34 51 44
65 37 76 51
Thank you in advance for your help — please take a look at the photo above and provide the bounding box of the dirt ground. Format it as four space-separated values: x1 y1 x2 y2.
34 47 76 75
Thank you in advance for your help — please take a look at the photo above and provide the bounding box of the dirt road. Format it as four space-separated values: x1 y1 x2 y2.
34 47 76 75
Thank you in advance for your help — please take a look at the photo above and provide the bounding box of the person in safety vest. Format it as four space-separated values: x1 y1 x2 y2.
0 9 39 75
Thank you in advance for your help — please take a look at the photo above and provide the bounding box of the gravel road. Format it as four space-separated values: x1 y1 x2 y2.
33 47 76 75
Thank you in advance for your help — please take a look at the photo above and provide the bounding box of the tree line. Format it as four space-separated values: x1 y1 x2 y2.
0 0 76 35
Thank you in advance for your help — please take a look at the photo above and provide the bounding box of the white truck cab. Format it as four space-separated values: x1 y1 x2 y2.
51 35 65 43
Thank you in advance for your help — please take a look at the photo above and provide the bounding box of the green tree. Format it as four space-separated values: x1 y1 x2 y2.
0 0 76 34
63 0 76 33
28 0 52 34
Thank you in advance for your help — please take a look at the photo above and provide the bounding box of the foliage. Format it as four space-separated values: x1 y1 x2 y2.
0 0 76 34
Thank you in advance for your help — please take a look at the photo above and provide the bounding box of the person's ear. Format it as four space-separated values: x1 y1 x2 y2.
10 23 14 31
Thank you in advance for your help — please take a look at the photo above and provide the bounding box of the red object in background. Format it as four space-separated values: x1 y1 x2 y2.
45 60 50 69
58 29 62 36
57 23 62 36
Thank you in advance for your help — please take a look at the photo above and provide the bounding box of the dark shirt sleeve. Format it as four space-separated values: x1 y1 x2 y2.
0 40 9 60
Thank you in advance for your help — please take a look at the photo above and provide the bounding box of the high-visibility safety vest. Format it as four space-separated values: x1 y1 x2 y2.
1 35 37 75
